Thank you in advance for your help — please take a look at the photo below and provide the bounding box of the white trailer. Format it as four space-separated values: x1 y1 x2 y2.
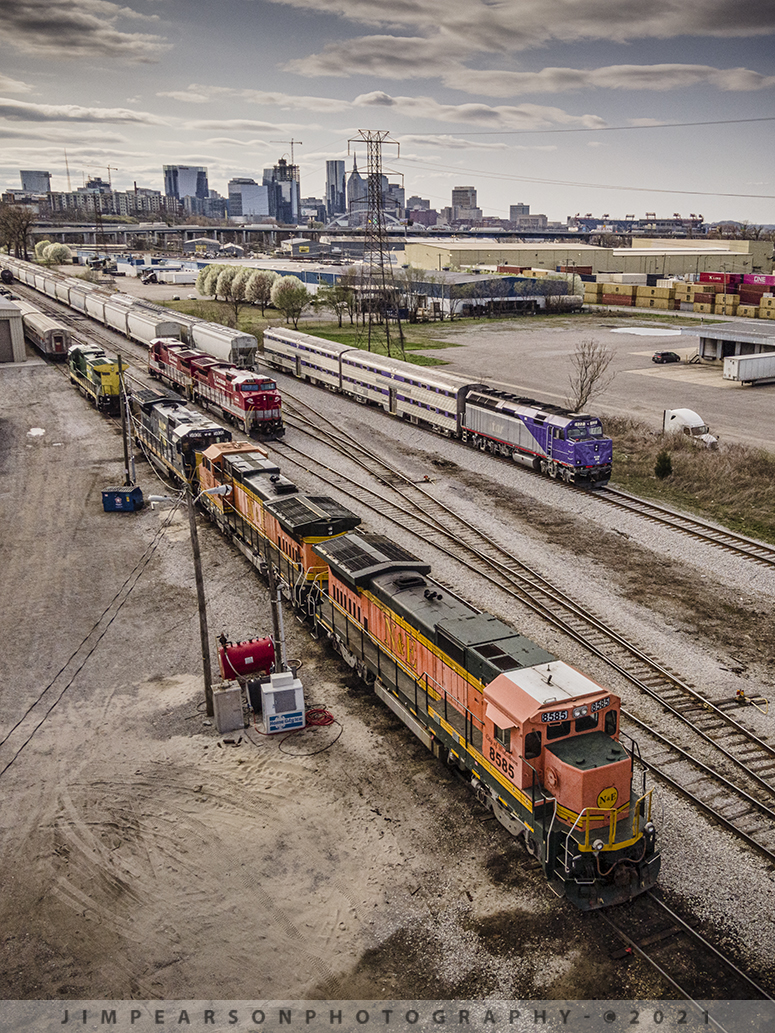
723 351 775 386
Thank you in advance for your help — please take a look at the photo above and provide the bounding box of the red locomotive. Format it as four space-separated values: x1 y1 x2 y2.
148 337 283 437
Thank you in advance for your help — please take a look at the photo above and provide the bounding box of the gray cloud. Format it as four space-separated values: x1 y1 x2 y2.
398 134 557 151
0 98 168 124
265 0 775 46
2 0 171 62
0 74 34 95
352 92 608 129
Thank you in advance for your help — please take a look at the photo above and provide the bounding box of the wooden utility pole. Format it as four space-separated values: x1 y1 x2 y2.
117 354 132 486
187 487 214 716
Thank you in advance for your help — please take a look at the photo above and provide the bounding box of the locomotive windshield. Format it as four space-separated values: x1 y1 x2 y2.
240 382 276 392
567 421 604 440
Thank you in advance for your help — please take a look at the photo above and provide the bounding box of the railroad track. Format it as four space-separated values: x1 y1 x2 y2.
598 890 774 1010
594 485 775 567
276 392 775 865
253 354 775 571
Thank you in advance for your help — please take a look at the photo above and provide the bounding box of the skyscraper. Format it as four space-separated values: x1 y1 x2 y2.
20 170 51 193
325 160 346 218
262 158 300 224
228 178 270 218
163 165 209 200
347 156 368 214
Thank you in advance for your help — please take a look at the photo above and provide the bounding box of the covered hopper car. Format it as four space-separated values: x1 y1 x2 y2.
0 256 257 367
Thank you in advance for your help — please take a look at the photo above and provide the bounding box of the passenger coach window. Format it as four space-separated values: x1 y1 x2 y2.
524 730 541 759
494 725 511 750
605 710 618 735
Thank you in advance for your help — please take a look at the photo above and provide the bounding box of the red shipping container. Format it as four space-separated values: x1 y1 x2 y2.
700 272 742 284
692 292 716 303
601 294 633 305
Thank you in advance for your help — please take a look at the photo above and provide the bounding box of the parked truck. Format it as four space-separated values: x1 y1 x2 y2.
723 352 775 386
663 408 718 448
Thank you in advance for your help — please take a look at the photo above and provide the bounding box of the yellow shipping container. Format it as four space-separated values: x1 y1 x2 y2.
759 297 775 310
693 302 714 313
601 283 635 296
760 308 775 320
635 286 675 299
736 305 759 318
640 297 671 309
716 293 740 303
714 305 739 316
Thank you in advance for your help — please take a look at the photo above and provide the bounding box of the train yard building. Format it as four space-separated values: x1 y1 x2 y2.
0 299 26 363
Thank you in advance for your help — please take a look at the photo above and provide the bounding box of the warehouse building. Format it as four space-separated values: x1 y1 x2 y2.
403 240 762 278
681 322 775 360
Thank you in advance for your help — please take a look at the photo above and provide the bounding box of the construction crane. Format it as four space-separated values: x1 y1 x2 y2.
270 139 302 164
84 163 119 188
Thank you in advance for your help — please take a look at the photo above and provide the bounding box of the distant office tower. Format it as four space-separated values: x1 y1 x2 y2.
347 155 368 213
451 185 477 209
163 165 209 200
325 160 346 218
20 170 51 193
262 158 300 224
510 203 530 220
228 177 270 218
406 195 430 211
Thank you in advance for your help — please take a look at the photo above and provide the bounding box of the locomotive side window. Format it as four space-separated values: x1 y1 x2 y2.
524 730 541 759
494 725 511 750
546 720 571 740
605 710 618 735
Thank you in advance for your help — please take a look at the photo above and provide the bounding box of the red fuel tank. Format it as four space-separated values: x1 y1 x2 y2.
219 637 275 680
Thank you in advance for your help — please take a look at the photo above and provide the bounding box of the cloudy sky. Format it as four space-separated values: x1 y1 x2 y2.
1 0 774 223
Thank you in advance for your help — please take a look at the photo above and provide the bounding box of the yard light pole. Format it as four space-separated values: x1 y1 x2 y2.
149 484 232 717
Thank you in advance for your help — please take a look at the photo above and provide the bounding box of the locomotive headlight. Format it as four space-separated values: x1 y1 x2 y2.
572 706 588 718
592 839 605 853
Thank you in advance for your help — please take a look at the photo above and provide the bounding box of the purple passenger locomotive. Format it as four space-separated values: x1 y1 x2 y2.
462 390 613 486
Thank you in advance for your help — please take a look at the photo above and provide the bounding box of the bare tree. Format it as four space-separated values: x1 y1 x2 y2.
0 204 37 259
566 338 615 411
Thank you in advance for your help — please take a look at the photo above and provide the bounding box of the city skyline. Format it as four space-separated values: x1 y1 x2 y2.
1 1 774 224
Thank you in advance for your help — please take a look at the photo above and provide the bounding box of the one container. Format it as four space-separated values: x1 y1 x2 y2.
101 486 144 512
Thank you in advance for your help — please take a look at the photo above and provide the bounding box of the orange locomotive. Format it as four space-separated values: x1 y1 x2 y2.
196 441 361 602
311 531 660 910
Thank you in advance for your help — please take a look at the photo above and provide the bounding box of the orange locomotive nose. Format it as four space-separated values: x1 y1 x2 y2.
544 732 631 829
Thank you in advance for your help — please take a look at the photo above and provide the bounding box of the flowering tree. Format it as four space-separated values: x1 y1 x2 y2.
270 275 310 328
246 270 276 314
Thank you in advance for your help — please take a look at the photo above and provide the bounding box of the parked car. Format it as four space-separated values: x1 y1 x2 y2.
652 351 681 364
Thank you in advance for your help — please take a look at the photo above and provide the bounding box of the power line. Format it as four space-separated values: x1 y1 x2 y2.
393 155 775 200
414 115 775 138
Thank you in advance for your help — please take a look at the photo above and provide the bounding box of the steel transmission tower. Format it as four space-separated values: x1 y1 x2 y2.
349 130 404 355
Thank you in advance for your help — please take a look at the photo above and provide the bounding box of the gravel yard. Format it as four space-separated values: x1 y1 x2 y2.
1 324 774 1001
